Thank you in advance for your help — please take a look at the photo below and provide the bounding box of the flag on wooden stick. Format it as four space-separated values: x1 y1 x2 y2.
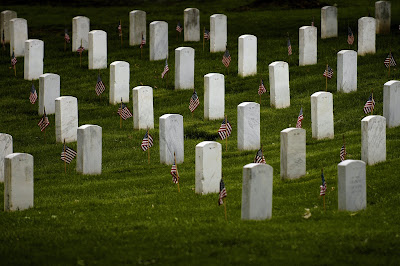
258 79 266 95
340 144 346 161
64 29 70 43
254 148 266 164
363 94 375 114
61 145 77 164
287 38 292 55
189 90 200 113
140 33 146 48
347 27 354 45
323 65 334 79
176 22 183 33
29 83 37 104
95 74 106 96
38 109 50 131
320 172 327 196
296 107 304 128
77 44 84 55
117 102 133 120
161 59 169 78
384 52 396 68
218 179 227 205
218 118 232 140
141 130 154 151
170 157 180 184
11 51 17 68
118 21 122 37
222 49 231 68
204 29 210 40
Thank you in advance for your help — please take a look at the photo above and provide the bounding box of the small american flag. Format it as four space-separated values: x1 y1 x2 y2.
189 90 200 113
117 102 133 120
170 158 179 184
222 49 231 68
95 74 106 96
340 144 346 162
204 29 210 40
161 59 169 79
218 179 227 205
141 130 154 151
311 17 314 27
347 27 354 45
218 118 232 140
77 45 84 55
118 21 122 37
287 38 292 56
11 51 17 67
384 53 396 68
61 145 77 164
64 29 70 43
29 84 37 104
258 79 266 95
363 94 375 114
323 65 334 79
320 172 327 196
254 148 266 164
176 22 182 33
140 33 146 48
38 110 50 132
296 107 303 128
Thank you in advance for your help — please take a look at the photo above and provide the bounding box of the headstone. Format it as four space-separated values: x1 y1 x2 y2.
0 133 13 183
358 17 376 56
39 73 60 115
321 6 338 38
149 21 168 61
159 114 184 164
24 39 44 80
238 35 257 77
72 16 90 52
132 86 154 130
175 47 194 90
280 128 306 179
361 115 386 165
338 160 366 212
311 91 334 139
129 10 146 46
1 10 17 43
375 1 391 34
109 61 129 104
184 8 200 42
195 141 222 194
241 163 273 220
337 50 357 93
210 14 227 53
299 26 317 66
383 80 400 128
237 102 260 151
269 61 290 108
4 153 34 211
76 125 102 175
204 73 224 120
88 30 107 69
9 18 27 57
55 96 78 143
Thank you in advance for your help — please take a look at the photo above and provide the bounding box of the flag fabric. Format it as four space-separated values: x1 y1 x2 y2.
170 159 179 184
61 146 77 164
222 50 231 68
64 29 70 43
287 38 292 56
141 130 154 151
38 110 50 131
218 118 232 140
11 51 17 67
161 59 169 78
176 22 182 33
254 148 266 164
140 34 146 48
320 172 327 196
77 45 84 55
384 53 396 68
204 29 210 40
117 102 133 120
347 27 354 45
95 74 106 96
29 84 37 104
258 79 266 95
363 94 375 114
323 65 334 79
118 22 122 37
340 144 346 162
296 107 304 128
189 90 200 112
218 179 227 205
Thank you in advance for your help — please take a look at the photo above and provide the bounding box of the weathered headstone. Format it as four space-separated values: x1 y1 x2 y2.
280 128 306 179
175 47 194 90
204 73 224 120
321 6 338 38
241 163 273 220
129 10 146 46
24 39 44 80
338 160 366 212
39 73 60 115
1 10 17 43
149 21 168 61
159 114 184 164
132 86 154 130
184 8 200 42
0 133 13 183
109 61 129 104
10 18 27 57
358 17 376 56
210 14 227 53
72 16 90 52
375 1 391 34
383 80 400 128
299 26 317 66
361 115 386 165
269 61 290 108
337 50 357 93
195 141 222 194
55 96 78 143
311 91 334 139
88 30 107 69
237 102 260 151
76 125 102 175
238 34 257 77
4 153 34 211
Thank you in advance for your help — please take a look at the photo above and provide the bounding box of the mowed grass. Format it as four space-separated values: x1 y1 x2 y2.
0 0 400 264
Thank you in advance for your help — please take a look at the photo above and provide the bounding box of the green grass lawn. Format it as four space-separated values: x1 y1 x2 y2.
0 0 399 264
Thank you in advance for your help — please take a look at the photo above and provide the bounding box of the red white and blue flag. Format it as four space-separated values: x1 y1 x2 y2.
64 29 70 43
61 145 77 164
38 109 50 131
347 27 354 45
140 33 146 48
254 148 266 164
189 90 200 112
340 144 346 162
384 53 396 68
11 51 17 67
222 50 231 68
161 59 169 79
258 79 266 95
218 179 227 205
320 172 327 196
363 94 375 114
287 38 292 55
218 118 232 140
204 29 210 40
296 107 303 128
141 130 154 151
95 74 106 96
323 65 334 79
29 83 37 104
176 22 182 33
117 102 133 120
170 157 179 184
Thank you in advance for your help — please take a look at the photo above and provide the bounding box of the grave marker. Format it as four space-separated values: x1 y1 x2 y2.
238 35 257 77
76 125 102 175
1 10 17 43
129 10 146 46
337 50 357 93
159 114 184 164
39 73 60 115
132 86 154 130
338 160 366 212
110 61 129 104
358 17 376 56
195 141 222 194
237 102 260 151
72 16 90 52
24 39 44 80
55 96 78 143
280 128 306 179
184 8 200 42
10 18 27 57
321 6 338 39
311 91 334 139
88 30 107 69
204 73 224 120
383 80 400 128
149 21 168 61
175 47 194 90
0 133 13 183
361 115 386 165
210 14 227 53
375 1 391 34
299 26 317 66
269 61 290 108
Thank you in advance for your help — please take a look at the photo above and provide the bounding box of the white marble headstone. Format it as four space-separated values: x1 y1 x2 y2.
72 16 90 51
109 61 130 104
184 8 200 42
159 114 184 165
280 128 306 179
10 18 28 57
24 39 44 80
132 86 154 130
149 21 168 61
1 10 17 43
311 91 334 139
210 14 227 53
238 34 257 77
337 50 357 93
375 1 391 34
269 61 290 108
338 160 366 212
361 115 386 165
299 26 317 66
195 141 222 194
204 73 224 120
237 102 260 151
0 133 13 183
383 80 400 128
129 10 146 46
55 96 78 143
39 73 60 115
358 17 376 56
77 125 102 175
88 30 107 69
321 6 338 39
175 47 194 90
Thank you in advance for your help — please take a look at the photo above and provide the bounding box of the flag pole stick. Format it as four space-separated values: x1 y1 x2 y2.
371 89 374 115
80 40 82 67
147 128 150 164
174 152 180 192
325 64 328 91
322 168 326 212
64 139 66 174
203 27 205 52
287 32 290 66
120 98 122 128
225 114 228 151
223 199 227 221
141 32 143 59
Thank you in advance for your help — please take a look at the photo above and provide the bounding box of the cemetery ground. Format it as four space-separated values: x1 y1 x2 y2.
0 0 400 264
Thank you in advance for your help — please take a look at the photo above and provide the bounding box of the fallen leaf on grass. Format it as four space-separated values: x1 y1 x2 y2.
303 208 311 219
